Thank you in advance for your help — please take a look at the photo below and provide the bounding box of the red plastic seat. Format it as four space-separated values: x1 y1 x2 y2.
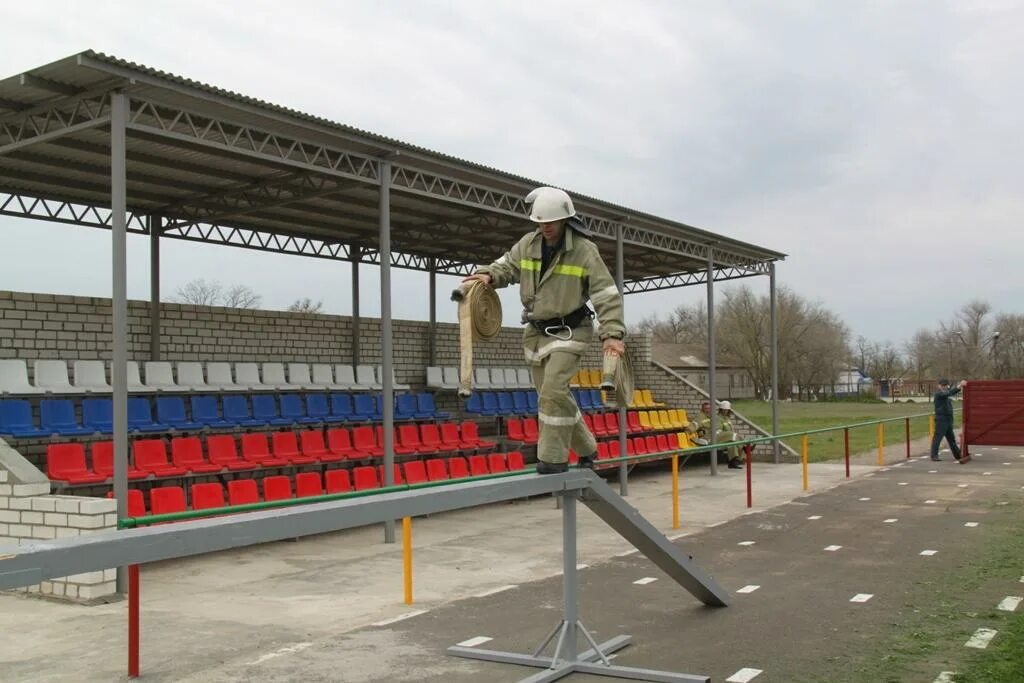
507 451 525 471
461 421 496 449
149 486 186 515
352 465 379 491
47 443 106 484
447 456 470 479
207 435 257 471
440 422 466 450
105 489 147 517
272 432 317 464
609 440 623 458
468 454 489 476
240 433 288 467
627 411 642 434
656 434 672 453
569 449 579 465
420 424 452 452
326 428 357 459
487 453 508 473
134 439 188 477
295 471 324 498
507 418 526 441
425 458 448 481
324 469 353 493
378 464 404 486
403 460 428 485
300 430 341 462
171 436 222 474
630 438 645 455
597 442 611 460
228 478 260 505
352 426 383 457
604 412 620 435
398 424 430 454
522 418 539 444
191 482 226 511
92 441 147 480
589 413 609 437
262 475 293 501
645 436 659 453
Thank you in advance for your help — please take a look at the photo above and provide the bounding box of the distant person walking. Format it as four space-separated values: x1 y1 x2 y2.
931 378 969 463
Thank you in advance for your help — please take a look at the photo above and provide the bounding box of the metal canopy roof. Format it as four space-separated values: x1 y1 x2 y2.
0 51 785 292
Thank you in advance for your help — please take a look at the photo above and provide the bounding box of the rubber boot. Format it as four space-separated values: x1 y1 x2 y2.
728 457 744 470
536 460 569 475
577 453 596 470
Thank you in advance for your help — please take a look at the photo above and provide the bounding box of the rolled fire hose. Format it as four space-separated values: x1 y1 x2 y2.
600 347 635 408
451 280 502 397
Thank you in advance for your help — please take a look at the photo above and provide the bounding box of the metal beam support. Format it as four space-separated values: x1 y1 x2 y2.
351 246 361 367
110 91 129 594
379 160 396 544
149 215 161 361
616 225 628 496
428 259 437 367
769 262 780 463
707 249 718 476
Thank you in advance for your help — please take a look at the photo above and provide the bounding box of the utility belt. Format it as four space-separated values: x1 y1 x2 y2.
524 305 595 340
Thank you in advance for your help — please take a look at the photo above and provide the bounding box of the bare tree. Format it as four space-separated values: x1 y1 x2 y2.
173 279 261 309
221 284 262 309
288 298 323 314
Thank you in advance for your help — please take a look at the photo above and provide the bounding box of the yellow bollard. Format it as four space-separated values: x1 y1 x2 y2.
671 454 680 529
929 415 935 438
402 516 413 605
877 423 885 466
801 435 809 491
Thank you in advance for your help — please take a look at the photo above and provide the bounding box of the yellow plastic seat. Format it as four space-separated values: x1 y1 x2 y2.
638 411 653 431
649 411 664 430
677 408 689 424
579 370 595 389
588 369 602 387
630 389 643 408
641 389 665 408
569 371 581 388
658 410 674 430
666 409 683 429
676 432 692 449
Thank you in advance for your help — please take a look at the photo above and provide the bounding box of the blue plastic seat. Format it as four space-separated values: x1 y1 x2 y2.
512 391 529 414
190 396 230 428
352 393 378 420
0 400 46 437
128 397 168 432
395 394 418 420
527 391 539 412
222 395 267 427
306 394 331 422
464 393 483 414
480 392 499 416
416 393 448 419
156 397 203 430
496 392 515 415
576 390 593 411
280 394 320 424
251 395 291 426
39 399 93 436
329 393 354 420
82 398 113 433
589 389 603 409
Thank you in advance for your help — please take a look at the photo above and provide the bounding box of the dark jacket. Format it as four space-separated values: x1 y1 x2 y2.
933 386 960 421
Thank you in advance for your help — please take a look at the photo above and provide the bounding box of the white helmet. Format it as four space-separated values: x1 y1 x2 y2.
719 400 732 411
525 186 576 223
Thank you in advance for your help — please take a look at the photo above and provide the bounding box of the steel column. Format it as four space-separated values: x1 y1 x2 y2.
148 215 161 361
616 225 628 496
428 259 437 367
706 249 718 476
379 160 396 544
351 246 361 367
769 262 780 463
110 91 129 593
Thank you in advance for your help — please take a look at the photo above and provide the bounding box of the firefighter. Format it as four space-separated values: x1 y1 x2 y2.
462 187 625 473
695 401 743 469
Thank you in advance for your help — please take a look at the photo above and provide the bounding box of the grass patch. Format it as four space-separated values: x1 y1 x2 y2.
732 400 959 462
954 611 1024 682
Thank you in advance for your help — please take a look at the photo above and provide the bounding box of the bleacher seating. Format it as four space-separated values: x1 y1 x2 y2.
171 436 221 474
73 360 112 393
191 482 226 511
260 363 292 391
227 479 259 505
0 360 45 395
150 486 186 515
176 362 210 392
34 360 75 393
156 397 203 430
207 434 257 471
40 399 92 436
325 469 353 493
144 362 178 392
207 362 245 392
263 475 293 501
47 443 105 484
295 471 323 497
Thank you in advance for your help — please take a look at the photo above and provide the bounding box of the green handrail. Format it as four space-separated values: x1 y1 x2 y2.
119 407 956 528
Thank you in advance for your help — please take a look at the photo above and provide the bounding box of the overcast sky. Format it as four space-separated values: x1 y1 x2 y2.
1 1 1021 346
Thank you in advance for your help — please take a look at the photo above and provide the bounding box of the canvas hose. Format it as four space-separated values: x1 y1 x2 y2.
451 280 502 397
600 347 635 408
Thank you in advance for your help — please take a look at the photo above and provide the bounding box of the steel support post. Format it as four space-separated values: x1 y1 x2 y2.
769 262 780 463
379 160 396 544
616 225 628 496
111 91 129 594
706 249 718 476
351 246 361 367
428 259 437 367
148 215 161 361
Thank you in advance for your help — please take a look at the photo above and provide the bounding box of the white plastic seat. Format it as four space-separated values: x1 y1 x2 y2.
426 367 446 390
442 366 461 389
206 362 245 391
355 365 381 390
176 362 210 392
286 363 318 390
333 365 359 390
260 363 291 390
126 361 148 393
489 368 507 388
503 368 519 389
377 366 410 391
311 364 346 390
73 360 111 393
33 360 77 393
474 368 493 389
516 368 533 389
144 361 178 391
235 363 270 391
0 359 44 395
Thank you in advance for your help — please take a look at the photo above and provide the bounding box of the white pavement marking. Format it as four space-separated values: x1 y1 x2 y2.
933 672 956 683
1019 576 1024 583
668 532 691 540
898 482 908 486
928 470 938 473
372 609 428 626
864 473 875 477
807 515 822 520
738 541 756 546
1003 462 1012 465
958 484 969 488
824 545 843 552
736 585 761 594
456 636 493 647
965 627 997 649
859 497 871 501
247 642 313 666
850 593 874 603
920 550 938 556
726 667 763 683
884 518 899 523
576 563 589 570
983 472 992 476
473 584 518 598
633 577 658 585
614 548 640 557
996 596 1022 612
997 501 1009 506
925 499 937 504
964 522 979 528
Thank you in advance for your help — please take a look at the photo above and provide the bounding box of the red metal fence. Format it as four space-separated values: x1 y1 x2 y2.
963 380 1024 456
